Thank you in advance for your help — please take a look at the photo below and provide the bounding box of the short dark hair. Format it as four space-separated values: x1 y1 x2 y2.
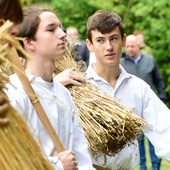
0 0 23 24
17 4 57 59
18 4 57 41
87 10 124 43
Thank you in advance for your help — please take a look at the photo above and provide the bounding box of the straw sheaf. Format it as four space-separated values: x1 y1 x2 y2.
0 20 29 87
55 40 147 157
0 92 54 170
0 20 54 170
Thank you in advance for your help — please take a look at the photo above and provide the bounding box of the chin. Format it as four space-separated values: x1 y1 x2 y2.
56 53 65 59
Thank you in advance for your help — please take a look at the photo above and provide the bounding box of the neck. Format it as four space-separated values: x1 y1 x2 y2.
25 56 55 82
93 63 120 88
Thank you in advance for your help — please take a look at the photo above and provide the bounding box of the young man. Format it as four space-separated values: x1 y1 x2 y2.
5 4 94 170
86 10 170 170
0 0 23 126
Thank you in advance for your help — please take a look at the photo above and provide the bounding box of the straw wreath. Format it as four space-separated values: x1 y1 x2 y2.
0 20 55 170
55 40 147 157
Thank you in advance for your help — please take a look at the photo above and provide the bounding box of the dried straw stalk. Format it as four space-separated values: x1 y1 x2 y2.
0 20 54 170
55 41 147 157
0 92 54 170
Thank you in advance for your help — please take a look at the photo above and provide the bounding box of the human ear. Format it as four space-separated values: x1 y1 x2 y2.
86 39 94 52
122 34 126 47
23 37 35 51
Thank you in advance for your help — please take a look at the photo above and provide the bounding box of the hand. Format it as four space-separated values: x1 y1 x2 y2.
0 96 9 126
54 68 86 86
53 150 78 170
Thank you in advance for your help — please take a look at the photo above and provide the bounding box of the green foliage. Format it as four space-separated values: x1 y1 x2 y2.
21 0 170 106
50 0 98 40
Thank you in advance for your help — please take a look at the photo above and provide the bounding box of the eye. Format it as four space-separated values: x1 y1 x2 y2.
97 39 104 43
48 28 55 32
111 37 118 41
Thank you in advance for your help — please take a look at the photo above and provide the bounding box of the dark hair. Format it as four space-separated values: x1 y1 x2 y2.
87 10 124 43
0 0 23 24
17 4 57 56
18 4 57 41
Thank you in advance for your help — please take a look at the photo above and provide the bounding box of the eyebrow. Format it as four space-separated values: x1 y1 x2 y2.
46 22 62 28
95 33 119 39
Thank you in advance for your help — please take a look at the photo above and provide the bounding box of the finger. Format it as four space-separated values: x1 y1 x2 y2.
0 96 6 104
71 74 86 83
71 80 84 86
0 103 9 115
0 118 9 126
70 68 76 71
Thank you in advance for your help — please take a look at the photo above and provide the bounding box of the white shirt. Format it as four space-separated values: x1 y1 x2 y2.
86 64 170 170
5 73 94 170
89 52 96 66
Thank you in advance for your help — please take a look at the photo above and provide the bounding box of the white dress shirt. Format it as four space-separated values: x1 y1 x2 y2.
5 73 94 170
86 64 170 170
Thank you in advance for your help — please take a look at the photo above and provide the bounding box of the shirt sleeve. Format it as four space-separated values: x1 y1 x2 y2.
142 85 170 161
70 101 95 169
152 57 167 103
48 156 64 170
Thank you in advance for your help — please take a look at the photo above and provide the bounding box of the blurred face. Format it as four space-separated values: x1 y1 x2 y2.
8 24 19 35
125 39 140 59
136 34 144 47
32 11 67 59
66 31 77 40
0 21 19 35
87 26 125 67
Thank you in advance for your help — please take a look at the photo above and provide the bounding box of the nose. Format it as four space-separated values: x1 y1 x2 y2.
106 40 113 51
58 28 67 39
8 25 19 35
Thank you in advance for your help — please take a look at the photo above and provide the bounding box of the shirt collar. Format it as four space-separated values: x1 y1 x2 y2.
126 52 142 64
86 63 132 82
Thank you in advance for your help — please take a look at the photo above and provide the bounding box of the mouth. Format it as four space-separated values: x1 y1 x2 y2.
105 53 115 56
104 53 116 60
58 42 65 47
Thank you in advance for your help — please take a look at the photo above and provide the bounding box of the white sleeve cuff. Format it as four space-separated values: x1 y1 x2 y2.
48 156 64 170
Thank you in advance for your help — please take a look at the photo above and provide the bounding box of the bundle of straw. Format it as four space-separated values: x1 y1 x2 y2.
0 92 54 170
55 40 147 157
0 20 55 170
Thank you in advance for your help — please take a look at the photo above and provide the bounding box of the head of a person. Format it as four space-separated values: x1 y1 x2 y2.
0 0 23 35
66 27 78 40
133 30 144 48
17 4 66 59
87 10 124 43
125 34 140 59
86 10 125 66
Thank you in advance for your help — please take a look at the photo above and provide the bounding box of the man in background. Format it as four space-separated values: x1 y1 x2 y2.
133 30 152 55
66 27 90 66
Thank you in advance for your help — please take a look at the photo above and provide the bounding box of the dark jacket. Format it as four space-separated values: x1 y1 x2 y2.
74 40 90 66
120 53 167 103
